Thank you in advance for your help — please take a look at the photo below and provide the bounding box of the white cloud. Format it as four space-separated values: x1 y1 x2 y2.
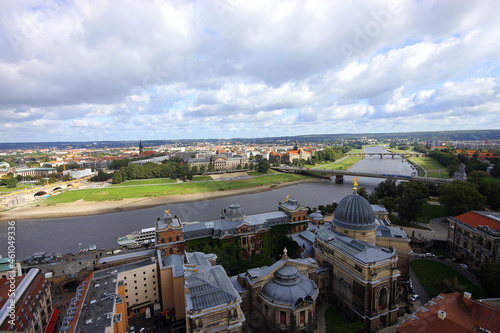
0 0 499 142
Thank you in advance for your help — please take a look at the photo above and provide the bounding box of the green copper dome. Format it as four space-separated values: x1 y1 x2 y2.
332 194 376 231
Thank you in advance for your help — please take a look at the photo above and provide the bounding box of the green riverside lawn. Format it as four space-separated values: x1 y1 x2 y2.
410 259 486 299
310 156 364 170
408 156 449 178
42 173 313 204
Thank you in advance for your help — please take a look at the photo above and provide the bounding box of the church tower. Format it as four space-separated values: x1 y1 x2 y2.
139 139 143 155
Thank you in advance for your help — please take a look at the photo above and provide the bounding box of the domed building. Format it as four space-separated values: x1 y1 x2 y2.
314 185 411 331
233 249 321 332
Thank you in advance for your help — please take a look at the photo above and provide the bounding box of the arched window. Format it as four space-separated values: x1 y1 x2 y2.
169 248 173 255
161 249 165 256
177 246 181 253
161 238 165 244
169 237 172 242
176 235 180 241
378 288 388 309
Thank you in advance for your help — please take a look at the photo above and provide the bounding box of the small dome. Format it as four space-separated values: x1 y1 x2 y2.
309 211 323 220
260 265 318 307
223 203 246 221
332 194 376 231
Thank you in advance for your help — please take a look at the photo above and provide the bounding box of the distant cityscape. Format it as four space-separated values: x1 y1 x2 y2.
1 130 500 333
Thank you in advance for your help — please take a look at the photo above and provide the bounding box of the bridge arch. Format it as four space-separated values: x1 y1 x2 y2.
66 183 74 188
52 187 63 192
34 191 49 198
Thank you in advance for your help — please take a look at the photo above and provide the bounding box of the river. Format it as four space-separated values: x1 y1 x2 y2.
0 146 415 259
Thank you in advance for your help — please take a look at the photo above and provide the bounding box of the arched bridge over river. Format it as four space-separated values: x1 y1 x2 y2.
272 167 453 184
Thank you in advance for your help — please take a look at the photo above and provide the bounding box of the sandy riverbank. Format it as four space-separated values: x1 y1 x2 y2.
0 179 321 221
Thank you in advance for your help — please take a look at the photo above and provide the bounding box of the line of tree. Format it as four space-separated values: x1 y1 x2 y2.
108 157 255 184
306 147 344 165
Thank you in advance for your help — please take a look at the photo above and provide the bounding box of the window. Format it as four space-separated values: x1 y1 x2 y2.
143 271 146 274
144 278 146 281
135 293 138 296
153 287 156 290
176 236 180 241
280 311 286 325
169 248 173 254
134 274 136 277
300 311 305 326
125 289 128 292
135 287 137 290
169 237 172 242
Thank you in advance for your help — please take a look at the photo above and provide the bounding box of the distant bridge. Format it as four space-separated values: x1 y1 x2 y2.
0 180 82 210
272 167 453 184
345 152 424 159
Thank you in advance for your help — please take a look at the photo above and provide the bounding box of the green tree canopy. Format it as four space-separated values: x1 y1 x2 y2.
476 263 500 297
394 181 429 223
438 181 486 216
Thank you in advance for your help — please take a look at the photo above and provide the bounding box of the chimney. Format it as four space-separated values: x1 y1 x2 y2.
437 310 446 320
464 291 472 299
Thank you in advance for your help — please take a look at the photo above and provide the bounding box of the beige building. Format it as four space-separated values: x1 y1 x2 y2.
120 258 160 317
232 252 321 332
185 252 245 333
314 190 411 331
448 211 500 268
185 154 248 172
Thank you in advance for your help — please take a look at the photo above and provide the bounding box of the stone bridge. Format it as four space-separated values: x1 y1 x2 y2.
272 167 452 185
0 180 82 210
345 152 424 159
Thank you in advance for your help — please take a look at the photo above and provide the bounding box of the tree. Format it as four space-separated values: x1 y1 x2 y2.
438 181 486 216
476 263 500 297
112 172 123 184
373 179 397 201
357 187 369 200
200 165 207 174
208 163 215 172
257 160 270 173
5 177 18 188
394 181 428 223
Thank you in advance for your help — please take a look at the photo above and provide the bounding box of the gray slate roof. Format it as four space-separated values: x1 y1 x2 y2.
316 227 395 264
186 265 240 311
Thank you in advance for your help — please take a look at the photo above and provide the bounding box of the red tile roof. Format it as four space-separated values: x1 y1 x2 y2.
396 292 500 333
454 211 500 230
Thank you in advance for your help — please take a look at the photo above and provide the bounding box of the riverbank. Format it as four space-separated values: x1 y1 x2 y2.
0 178 322 221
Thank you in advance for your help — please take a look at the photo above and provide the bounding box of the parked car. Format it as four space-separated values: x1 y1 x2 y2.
425 253 435 257
437 255 445 259
129 327 135 333
460 263 469 270
410 294 419 302
418 254 425 258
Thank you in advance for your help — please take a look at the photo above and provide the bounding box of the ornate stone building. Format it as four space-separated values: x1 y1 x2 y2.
231 252 322 332
447 211 500 268
314 189 411 331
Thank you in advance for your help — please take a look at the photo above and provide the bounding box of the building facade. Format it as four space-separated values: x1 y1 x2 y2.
447 211 500 268
314 191 411 331
0 269 53 333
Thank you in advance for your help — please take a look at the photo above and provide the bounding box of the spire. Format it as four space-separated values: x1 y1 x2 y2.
282 247 289 260
139 139 143 155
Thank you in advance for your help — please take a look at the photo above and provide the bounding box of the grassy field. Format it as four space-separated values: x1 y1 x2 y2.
42 173 312 204
325 306 365 333
417 204 447 224
410 259 486 299
0 184 33 194
313 156 363 170
109 178 177 186
408 157 449 178
190 175 213 182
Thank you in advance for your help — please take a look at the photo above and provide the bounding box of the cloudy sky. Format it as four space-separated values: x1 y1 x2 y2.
1 0 499 143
